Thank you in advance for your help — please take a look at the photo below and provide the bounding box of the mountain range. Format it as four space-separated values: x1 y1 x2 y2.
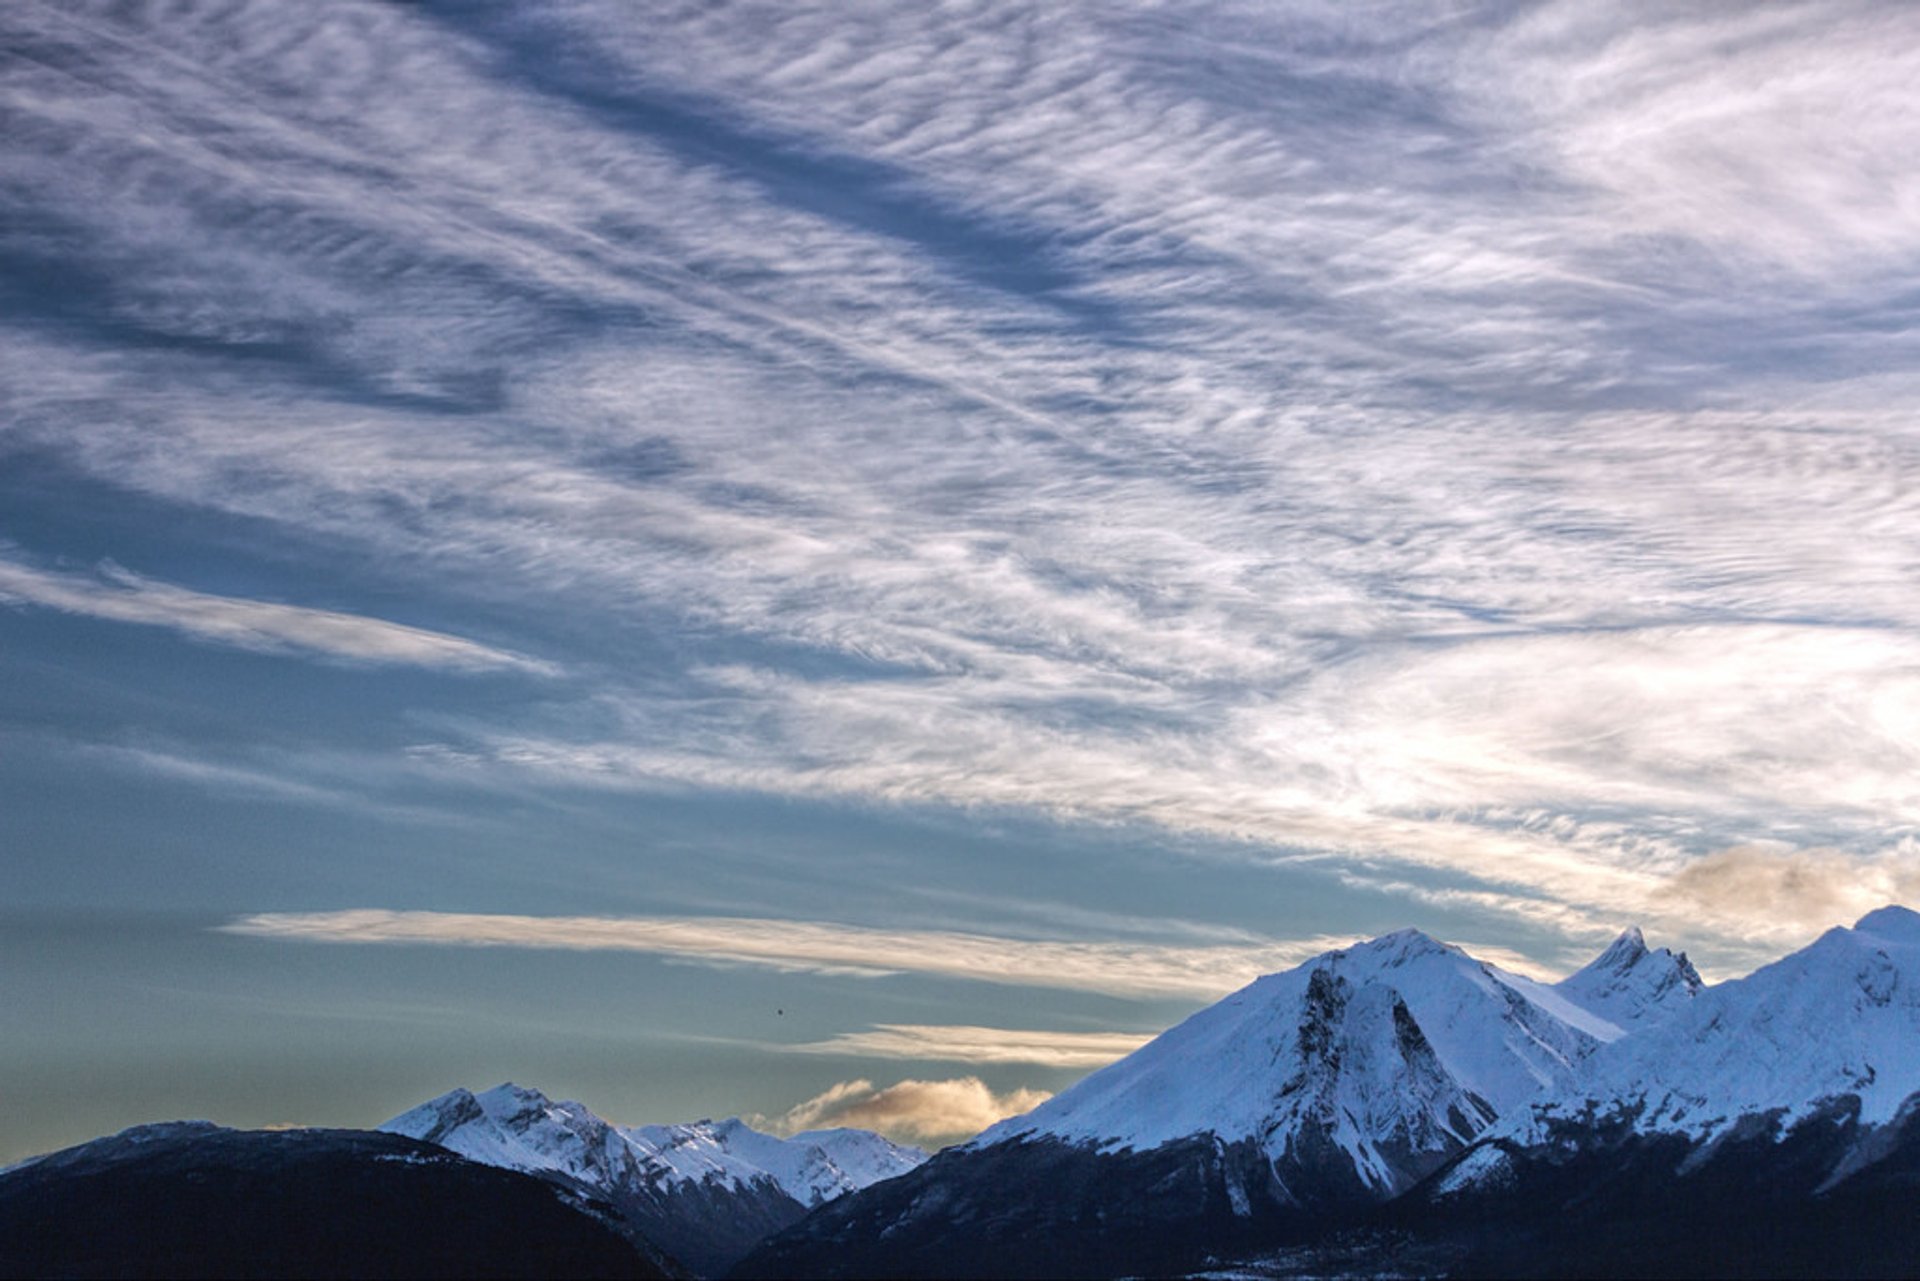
381 1082 925 1275
6 908 1919 1278
742 909 1920 1278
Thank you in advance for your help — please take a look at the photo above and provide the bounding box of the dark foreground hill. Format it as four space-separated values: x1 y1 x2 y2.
1383 1096 1920 1281
0 1122 673 1279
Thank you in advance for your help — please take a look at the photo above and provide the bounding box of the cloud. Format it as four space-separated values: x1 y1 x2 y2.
1463 1 1920 277
1665 844 1920 945
468 617 1920 956
8 0 1920 972
786 1024 1153 1069
761 1077 1051 1146
215 910 1361 1000
0 556 552 674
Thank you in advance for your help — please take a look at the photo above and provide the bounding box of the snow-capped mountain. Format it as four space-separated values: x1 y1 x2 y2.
1365 908 1920 1279
625 1116 925 1208
382 1083 922 1275
739 926 1688 1279
978 928 1612 1197
22 914 1920 1279
742 916 1920 1280
1522 905 1920 1144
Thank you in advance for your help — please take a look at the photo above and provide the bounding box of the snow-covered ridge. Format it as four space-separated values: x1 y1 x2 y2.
973 927 1659 1194
623 1116 925 1207
382 1083 923 1207
959 918 1731 1202
1518 905 1920 1143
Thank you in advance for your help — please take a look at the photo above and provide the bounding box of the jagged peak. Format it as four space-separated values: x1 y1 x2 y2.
1553 926 1700 1032
1562 925 1702 989
1581 926 1649 973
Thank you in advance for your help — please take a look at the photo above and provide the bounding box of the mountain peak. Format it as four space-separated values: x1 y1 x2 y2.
476 1082 553 1109
1573 927 1653 977
1521 905 1920 1145
1554 926 1699 1031
1353 927 1453 965
1373 926 1444 946
1604 925 1647 959
1854 905 1920 942
980 923 1599 1195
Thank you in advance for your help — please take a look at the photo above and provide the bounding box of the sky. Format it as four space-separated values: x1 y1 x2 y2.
4 0 1920 1163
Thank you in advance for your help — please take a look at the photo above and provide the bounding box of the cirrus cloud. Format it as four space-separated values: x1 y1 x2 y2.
215 909 1363 1000
786 1024 1154 1070
0 555 552 674
8 0 1920 978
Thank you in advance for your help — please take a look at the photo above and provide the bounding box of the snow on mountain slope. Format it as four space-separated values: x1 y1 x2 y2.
384 1083 926 1275
384 1085 635 1191
382 1083 922 1207
622 1116 924 1207
975 929 1603 1193
1524 906 1920 1142
1554 926 1702 1032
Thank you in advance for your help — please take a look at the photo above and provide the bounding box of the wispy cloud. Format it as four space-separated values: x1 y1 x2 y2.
8 0 1920 971
216 910 1359 1000
786 1024 1152 1070
1462 1 1920 277
759 1076 1051 1147
0 556 552 674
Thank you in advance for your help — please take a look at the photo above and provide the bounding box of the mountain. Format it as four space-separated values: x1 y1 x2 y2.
382 1083 923 1276
1240 907 1920 1278
17 914 1907 1280
0 1122 669 1279
978 929 1615 1191
1431 905 1920 1196
738 927 1644 1279
624 1117 928 1210
1539 905 1920 1143
1552 924 1703 1030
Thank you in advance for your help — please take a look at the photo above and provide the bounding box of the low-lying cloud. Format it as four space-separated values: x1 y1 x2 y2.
1666 844 1920 945
762 1077 1052 1147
